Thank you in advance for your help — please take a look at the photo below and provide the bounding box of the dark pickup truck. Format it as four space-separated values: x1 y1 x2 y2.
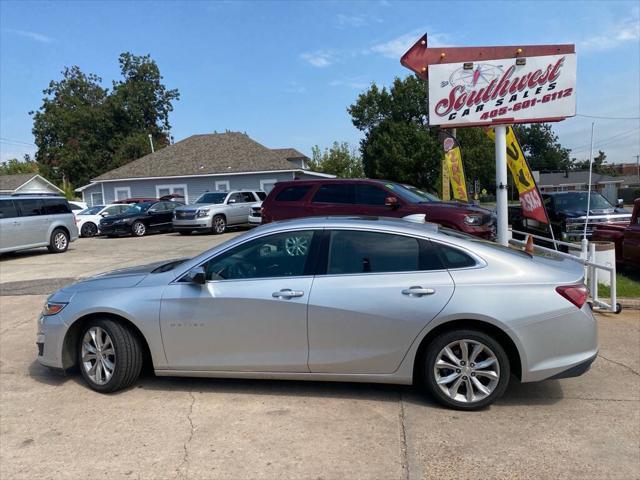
591 198 640 268
510 191 631 242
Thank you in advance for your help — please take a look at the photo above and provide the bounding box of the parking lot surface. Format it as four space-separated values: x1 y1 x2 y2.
1 232 639 479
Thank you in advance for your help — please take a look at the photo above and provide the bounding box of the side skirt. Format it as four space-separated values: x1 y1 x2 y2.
154 369 413 385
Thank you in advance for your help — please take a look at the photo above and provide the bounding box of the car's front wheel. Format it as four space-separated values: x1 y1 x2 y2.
81 222 98 237
78 318 143 393
212 215 226 234
423 329 510 410
131 221 146 237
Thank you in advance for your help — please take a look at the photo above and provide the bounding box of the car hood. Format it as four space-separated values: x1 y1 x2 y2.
57 258 187 295
175 203 224 211
418 201 493 215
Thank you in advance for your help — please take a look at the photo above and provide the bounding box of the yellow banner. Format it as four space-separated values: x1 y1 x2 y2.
486 126 548 223
445 145 468 202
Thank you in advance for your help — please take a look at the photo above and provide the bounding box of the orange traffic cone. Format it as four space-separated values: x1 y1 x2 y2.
525 234 534 254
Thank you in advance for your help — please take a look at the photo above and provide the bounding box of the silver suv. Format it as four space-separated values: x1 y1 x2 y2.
0 196 79 254
173 190 266 235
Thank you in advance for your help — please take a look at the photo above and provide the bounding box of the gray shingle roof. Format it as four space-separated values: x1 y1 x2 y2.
271 148 309 160
93 132 303 181
538 170 623 186
0 173 38 191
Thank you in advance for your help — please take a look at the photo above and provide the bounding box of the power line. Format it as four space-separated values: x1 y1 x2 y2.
568 127 640 154
576 114 640 120
0 137 36 147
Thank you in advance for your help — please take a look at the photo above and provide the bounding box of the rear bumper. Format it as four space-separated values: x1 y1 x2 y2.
515 304 598 383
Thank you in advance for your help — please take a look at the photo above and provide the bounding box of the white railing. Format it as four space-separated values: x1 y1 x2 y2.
510 229 620 313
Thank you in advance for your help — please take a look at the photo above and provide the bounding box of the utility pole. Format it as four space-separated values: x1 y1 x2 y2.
583 122 595 240
148 134 155 153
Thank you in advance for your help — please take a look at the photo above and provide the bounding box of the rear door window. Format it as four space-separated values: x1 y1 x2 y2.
241 192 255 203
312 184 353 204
16 199 43 216
354 184 388 206
437 244 477 269
255 191 267 200
275 185 312 202
0 200 18 219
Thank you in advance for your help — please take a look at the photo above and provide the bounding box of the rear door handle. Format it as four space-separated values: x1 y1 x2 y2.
272 289 304 299
402 286 436 297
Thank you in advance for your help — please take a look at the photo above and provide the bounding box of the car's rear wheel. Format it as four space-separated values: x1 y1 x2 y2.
212 215 226 234
423 329 510 410
131 221 146 237
47 228 69 253
78 318 143 393
81 222 98 237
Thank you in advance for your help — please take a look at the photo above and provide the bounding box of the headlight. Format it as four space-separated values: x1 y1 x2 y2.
463 215 483 225
197 209 210 218
42 302 67 316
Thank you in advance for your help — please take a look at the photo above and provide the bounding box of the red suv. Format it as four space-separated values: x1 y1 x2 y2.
261 179 495 239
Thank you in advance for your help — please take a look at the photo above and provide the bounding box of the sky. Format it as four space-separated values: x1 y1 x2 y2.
1 0 639 167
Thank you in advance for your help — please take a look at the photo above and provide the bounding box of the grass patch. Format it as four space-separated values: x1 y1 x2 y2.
598 269 640 298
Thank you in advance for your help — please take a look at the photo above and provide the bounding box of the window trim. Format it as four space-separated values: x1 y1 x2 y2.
215 180 230 192
114 187 131 202
260 178 278 193
90 192 104 206
311 183 355 205
156 184 189 204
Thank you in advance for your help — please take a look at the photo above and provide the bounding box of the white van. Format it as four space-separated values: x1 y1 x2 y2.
0 196 79 254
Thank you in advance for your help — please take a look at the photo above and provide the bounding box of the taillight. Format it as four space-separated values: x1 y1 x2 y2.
556 284 588 308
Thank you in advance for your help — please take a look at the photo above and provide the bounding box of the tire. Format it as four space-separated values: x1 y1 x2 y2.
78 318 143 393
131 221 146 237
47 228 69 253
423 329 510 410
81 222 98 237
212 215 227 234
179 231 192 236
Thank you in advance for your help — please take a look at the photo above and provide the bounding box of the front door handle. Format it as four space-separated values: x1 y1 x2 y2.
401 286 435 297
272 289 304 299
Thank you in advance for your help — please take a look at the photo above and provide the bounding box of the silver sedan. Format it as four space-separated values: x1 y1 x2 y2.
36 216 597 410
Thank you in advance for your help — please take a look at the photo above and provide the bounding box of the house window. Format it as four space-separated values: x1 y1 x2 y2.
215 181 230 192
260 179 278 193
114 187 131 201
156 184 188 203
90 192 104 206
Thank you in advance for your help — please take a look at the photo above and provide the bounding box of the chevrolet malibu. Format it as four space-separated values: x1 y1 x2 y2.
36 216 597 410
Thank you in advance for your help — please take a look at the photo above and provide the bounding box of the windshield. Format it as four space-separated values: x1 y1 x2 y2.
386 183 440 203
79 206 103 215
552 192 613 211
194 192 227 204
124 202 153 214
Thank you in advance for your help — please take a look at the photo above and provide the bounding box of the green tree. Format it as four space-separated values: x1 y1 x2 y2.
572 150 616 175
31 53 179 187
0 155 39 175
512 123 572 171
309 142 364 178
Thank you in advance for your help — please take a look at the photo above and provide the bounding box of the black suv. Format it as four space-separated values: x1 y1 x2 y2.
100 201 184 237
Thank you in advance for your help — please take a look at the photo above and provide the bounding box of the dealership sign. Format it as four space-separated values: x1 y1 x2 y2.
428 53 576 127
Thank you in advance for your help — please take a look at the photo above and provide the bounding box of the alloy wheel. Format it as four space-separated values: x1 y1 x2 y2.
132 222 146 236
54 232 68 250
213 217 226 234
82 222 98 237
81 327 116 386
433 339 500 404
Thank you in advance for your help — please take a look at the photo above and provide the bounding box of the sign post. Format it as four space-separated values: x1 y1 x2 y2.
400 36 576 246
494 125 508 245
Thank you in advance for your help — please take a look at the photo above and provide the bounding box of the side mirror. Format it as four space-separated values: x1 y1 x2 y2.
385 196 399 207
617 199 624 208
186 266 206 285
100 212 109 217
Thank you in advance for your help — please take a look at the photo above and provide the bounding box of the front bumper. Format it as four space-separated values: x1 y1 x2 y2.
172 218 212 231
36 315 67 369
248 215 262 225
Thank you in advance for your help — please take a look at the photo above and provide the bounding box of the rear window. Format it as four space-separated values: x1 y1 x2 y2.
437 244 477 269
275 185 312 202
0 200 18 219
41 198 71 215
312 184 353 204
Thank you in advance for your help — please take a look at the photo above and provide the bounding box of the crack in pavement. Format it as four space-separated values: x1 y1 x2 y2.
399 392 409 480
175 389 196 480
598 354 640 377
